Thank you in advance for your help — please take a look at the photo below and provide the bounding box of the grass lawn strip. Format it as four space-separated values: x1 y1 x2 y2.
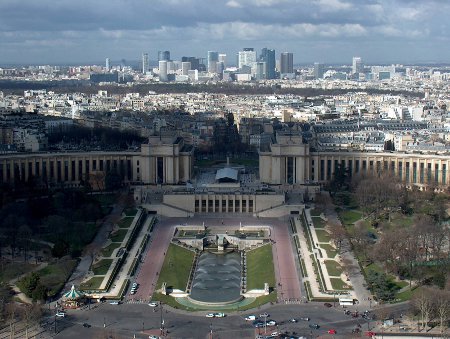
110 229 128 243
315 229 331 243
246 244 276 290
324 260 343 276
320 244 338 258
118 217 134 229
0 262 37 283
330 277 351 290
101 243 122 257
312 217 326 228
156 243 195 290
80 276 105 290
339 210 363 225
92 259 113 275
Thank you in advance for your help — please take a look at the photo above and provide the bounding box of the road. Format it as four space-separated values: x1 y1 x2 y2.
54 301 400 339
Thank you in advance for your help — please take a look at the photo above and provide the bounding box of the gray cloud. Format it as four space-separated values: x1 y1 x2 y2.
0 0 448 64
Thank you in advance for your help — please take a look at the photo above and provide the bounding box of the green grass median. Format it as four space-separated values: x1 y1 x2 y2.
246 244 276 290
156 243 195 290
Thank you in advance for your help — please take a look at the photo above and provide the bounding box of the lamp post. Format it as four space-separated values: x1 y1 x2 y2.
160 302 164 336
103 317 106 328
142 321 144 332
210 323 213 339
54 315 57 334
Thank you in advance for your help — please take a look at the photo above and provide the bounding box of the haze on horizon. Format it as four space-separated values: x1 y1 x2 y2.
0 0 449 65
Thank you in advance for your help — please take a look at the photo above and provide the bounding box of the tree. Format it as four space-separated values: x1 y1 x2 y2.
328 221 347 253
412 288 434 332
433 290 450 334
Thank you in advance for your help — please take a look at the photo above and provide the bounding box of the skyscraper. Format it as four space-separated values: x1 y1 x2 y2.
105 58 110 71
182 57 200 71
181 62 191 75
352 57 363 74
142 53 149 74
255 62 266 80
238 49 256 69
280 52 294 74
218 54 227 68
207 51 219 73
260 48 276 79
314 62 324 79
159 60 168 82
158 51 170 61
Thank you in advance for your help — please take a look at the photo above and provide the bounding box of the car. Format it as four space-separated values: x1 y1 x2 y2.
56 312 66 317
327 329 337 334
271 331 279 336
245 315 256 321
148 302 158 307
82 323 91 328
289 318 298 323
130 290 136 295
259 312 269 318
109 301 120 305
252 320 264 328
309 323 320 329
214 312 225 318
149 336 160 339
300 317 310 321
267 320 277 326
365 331 376 337
323 302 332 308
206 313 215 318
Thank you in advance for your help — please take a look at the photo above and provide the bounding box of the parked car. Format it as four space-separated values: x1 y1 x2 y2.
259 312 269 318
109 301 120 305
365 331 376 337
327 329 336 334
148 302 158 307
300 317 310 321
82 323 91 328
252 320 264 328
214 312 225 318
289 318 298 323
205 313 215 318
267 320 277 326
323 303 332 308
56 312 66 317
309 323 320 329
245 315 257 321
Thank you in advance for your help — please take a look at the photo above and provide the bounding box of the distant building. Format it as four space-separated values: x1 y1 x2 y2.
280 52 294 74
238 49 257 70
181 62 191 76
158 51 170 62
218 54 227 68
142 53 149 74
352 57 363 74
260 48 276 79
207 51 219 73
105 58 110 71
159 61 168 82
314 62 324 79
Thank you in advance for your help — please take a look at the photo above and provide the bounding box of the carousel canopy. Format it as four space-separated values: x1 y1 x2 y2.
63 285 83 299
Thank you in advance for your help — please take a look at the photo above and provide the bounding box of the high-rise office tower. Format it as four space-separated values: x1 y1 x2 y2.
159 60 168 82
314 62 324 79
255 62 266 80
182 57 200 71
142 53 149 74
158 51 170 61
218 54 227 68
352 57 363 74
207 51 219 73
105 58 110 71
260 48 276 79
280 52 294 74
181 62 191 75
238 49 256 69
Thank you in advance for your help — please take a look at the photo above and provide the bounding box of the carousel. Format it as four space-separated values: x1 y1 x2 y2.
62 285 84 309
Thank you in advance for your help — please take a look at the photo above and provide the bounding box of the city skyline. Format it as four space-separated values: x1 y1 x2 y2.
0 0 449 65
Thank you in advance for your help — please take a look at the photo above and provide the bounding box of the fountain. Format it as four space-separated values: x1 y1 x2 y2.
189 251 242 305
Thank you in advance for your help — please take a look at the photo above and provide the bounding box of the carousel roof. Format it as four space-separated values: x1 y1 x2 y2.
63 285 83 299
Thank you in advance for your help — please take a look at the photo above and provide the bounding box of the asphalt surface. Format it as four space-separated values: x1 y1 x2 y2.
51 301 411 339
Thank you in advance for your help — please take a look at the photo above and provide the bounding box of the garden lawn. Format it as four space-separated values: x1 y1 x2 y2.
330 277 351 290
80 276 104 290
118 217 134 229
110 229 128 243
124 208 137 217
38 259 78 297
312 217 326 228
315 229 331 243
320 244 338 258
324 260 343 276
339 210 363 225
0 262 37 283
156 243 195 290
246 244 276 290
310 208 323 217
101 243 122 257
92 259 113 275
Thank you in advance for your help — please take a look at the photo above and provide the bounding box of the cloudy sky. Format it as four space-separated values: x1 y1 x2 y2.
0 0 448 65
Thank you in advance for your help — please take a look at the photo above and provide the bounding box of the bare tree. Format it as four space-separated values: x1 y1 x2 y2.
412 288 434 332
328 221 347 253
433 290 450 335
